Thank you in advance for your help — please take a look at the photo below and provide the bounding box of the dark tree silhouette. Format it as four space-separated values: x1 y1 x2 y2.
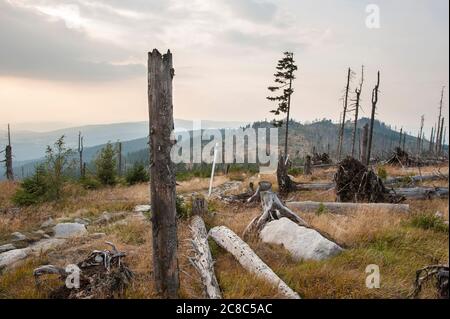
267 52 298 158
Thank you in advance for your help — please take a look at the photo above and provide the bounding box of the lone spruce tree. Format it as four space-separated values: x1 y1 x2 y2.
267 52 298 158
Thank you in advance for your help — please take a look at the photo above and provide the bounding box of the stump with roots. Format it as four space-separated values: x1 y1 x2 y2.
33 242 134 299
410 264 449 299
243 182 309 239
334 156 404 203
386 147 411 166
277 155 297 194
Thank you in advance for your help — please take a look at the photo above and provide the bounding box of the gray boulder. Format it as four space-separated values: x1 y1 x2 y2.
0 248 30 269
134 205 151 213
53 223 87 239
0 244 16 253
260 218 343 261
11 232 27 242
41 217 55 228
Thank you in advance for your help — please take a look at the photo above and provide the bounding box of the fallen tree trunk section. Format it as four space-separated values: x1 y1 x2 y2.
189 216 222 299
209 226 300 299
385 173 449 185
295 182 335 191
392 187 449 200
286 201 410 214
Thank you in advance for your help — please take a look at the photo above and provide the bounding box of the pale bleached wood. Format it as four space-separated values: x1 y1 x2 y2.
189 215 222 299
209 226 300 299
286 201 410 214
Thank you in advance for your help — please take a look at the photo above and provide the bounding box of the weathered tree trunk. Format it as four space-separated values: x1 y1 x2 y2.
438 117 445 155
78 132 84 178
429 127 434 153
189 215 222 299
287 201 410 214
148 49 179 298
435 86 444 154
209 226 300 299
393 187 448 200
351 66 364 157
304 155 312 175
5 124 13 181
117 141 122 176
277 155 296 194
192 195 208 215
385 173 449 185
361 123 369 164
295 182 335 191
367 71 380 166
338 68 352 160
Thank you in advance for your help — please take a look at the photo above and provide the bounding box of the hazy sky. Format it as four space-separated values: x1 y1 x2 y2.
0 0 448 136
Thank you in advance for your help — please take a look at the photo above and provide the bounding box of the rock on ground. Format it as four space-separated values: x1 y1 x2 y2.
260 218 343 261
11 232 27 241
41 218 55 228
134 205 151 213
0 244 16 253
0 248 30 269
53 223 88 239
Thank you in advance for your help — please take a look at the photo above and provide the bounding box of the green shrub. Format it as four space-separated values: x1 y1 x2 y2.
288 167 303 176
377 166 388 180
125 162 149 185
410 214 449 233
315 202 328 216
13 136 74 206
95 142 117 186
79 175 101 190
176 196 191 219
13 166 49 206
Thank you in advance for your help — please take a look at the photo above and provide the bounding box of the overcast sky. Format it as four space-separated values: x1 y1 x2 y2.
0 0 448 135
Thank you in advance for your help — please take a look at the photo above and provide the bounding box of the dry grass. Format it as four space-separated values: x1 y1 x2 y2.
0 163 448 299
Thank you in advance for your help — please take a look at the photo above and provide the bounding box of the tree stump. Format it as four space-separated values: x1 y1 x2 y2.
304 155 312 175
192 195 208 215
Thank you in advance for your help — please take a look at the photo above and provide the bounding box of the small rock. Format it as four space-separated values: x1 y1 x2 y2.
53 223 88 239
435 211 444 218
41 217 55 228
11 232 27 242
29 238 66 253
134 205 151 213
43 234 51 239
34 230 46 235
89 232 106 239
0 244 16 253
0 248 30 269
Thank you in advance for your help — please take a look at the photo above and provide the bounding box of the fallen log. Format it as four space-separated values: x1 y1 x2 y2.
295 182 335 191
392 187 449 200
189 215 222 299
286 201 410 214
385 173 449 185
208 225 300 299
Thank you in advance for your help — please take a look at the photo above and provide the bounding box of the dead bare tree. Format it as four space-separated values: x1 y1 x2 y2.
78 131 84 178
417 115 424 157
435 86 445 154
398 127 403 149
429 126 434 154
361 123 369 164
4 124 14 181
148 49 179 298
366 71 380 166
337 67 353 160
351 65 364 157
117 141 122 176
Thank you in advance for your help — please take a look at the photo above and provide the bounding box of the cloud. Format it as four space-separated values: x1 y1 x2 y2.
222 0 277 23
0 1 144 81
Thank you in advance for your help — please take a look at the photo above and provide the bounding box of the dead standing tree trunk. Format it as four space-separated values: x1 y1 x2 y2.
366 71 380 166
361 123 369 165
117 141 123 176
148 49 179 298
78 132 84 178
304 155 312 175
337 68 352 160
351 66 364 157
5 124 14 181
